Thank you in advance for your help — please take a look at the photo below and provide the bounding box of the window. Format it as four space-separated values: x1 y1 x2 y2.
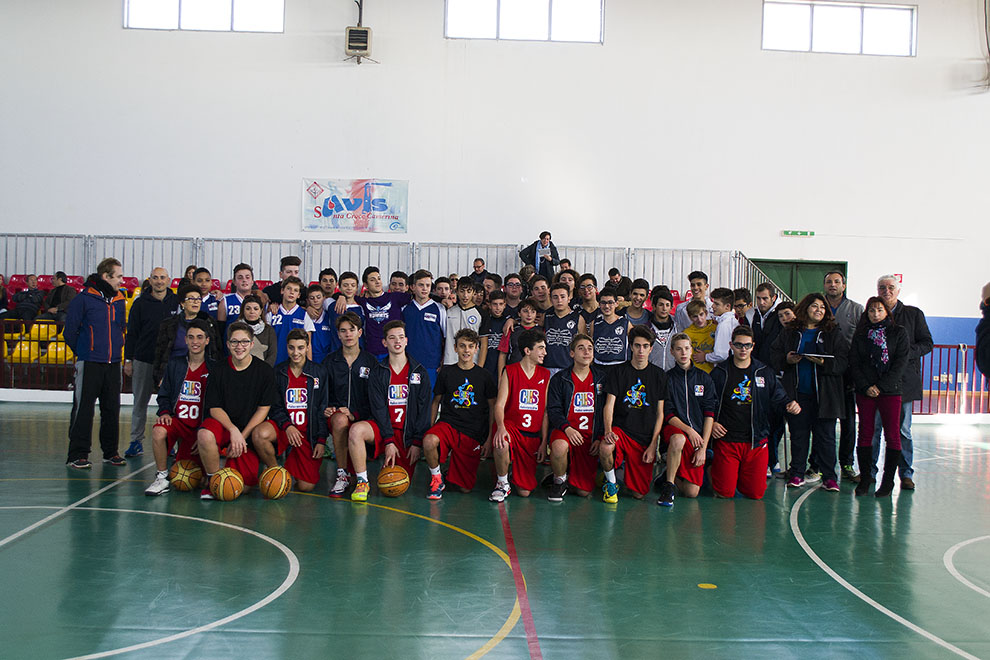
445 0 604 43
124 0 285 33
762 1 916 56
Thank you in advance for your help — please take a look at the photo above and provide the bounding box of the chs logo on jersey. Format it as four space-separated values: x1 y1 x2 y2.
694 385 705 396
410 372 421 385
179 380 202 402
388 384 408 406
573 391 595 413
518 389 540 411
286 388 308 409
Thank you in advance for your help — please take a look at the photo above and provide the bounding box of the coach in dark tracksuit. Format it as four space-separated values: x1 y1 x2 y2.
368 356 433 451
64 260 128 468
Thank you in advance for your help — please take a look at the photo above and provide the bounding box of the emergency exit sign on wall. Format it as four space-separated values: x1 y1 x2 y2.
781 230 815 237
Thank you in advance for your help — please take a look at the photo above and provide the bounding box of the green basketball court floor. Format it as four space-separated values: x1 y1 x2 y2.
1 402 988 659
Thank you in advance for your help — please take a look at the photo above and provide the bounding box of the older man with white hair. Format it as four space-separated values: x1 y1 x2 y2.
870 275 932 490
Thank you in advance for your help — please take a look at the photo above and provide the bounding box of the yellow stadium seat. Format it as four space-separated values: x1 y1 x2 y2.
40 342 75 364
3 331 24 341
8 341 40 364
28 322 58 341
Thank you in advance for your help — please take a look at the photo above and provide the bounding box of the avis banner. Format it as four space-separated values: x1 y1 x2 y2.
302 178 408 233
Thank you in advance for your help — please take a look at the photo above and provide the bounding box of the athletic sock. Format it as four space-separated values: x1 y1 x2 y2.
429 465 441 476
356 470 368 482
336 468 347 477
497 474 509 486
156 470 168 478
604 469 616 484
554 473 567 485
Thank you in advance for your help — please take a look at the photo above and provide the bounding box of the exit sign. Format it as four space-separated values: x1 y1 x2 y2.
781 230 816 237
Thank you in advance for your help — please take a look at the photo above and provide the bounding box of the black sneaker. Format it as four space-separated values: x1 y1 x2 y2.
66 458 92 469
547 480 567 502
656 481 676 507
103 455 126 466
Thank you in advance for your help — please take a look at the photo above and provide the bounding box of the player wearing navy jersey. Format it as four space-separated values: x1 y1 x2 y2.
402 269 446 388
218 262 255 328
623 279 651 327
542 283 586 376
497 298 540 374
305 285 335 364
502 273 525 318
578 273 604 328
193 267 221 319
266 276 315 365
590 288 629 366
322 271 365 355
481 292 509 381
347 321 432 501
335 267 411 359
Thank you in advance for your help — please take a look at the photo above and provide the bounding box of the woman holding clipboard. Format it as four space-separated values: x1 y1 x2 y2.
771 293 850 492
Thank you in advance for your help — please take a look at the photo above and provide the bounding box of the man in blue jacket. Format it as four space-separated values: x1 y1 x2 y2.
64 258 127 469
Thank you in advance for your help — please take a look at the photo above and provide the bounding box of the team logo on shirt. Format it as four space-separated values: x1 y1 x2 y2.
545 327 573 347
367 302 392 323
623 379 650 408
424 313 438 323
468 315 479 325
451 379 476 408
518 389 540 411
566 320 576 329
573 392 595 413
179 380 201 402
388 384 408 406
410 373 421 384
286 387 307 409
731 375 752 403
694 385 705 396
359 366 370 378
755 376 766 388
615 327 623 335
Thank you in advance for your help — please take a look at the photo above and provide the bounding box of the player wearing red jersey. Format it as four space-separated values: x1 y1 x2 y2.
347 321 432 501
546 334 607 501
253 329 330 492
144 319 213 496
491 328 550 501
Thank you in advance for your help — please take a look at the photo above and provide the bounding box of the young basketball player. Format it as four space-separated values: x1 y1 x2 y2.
422 329 497 499
195 322 279 499
444 278 488 366
324 312 378 498
267 276 314 365
252 329 329 493
193 267 221 319
218 263 255 328
656 333 717 507
144 319 214 496
347 321 432 501
402 269 446 388
590 287 628 366
546 334 606 501
598 325 667 502
497 299 540 374
543 283 585 376
490 329 550 501
305 285 335 364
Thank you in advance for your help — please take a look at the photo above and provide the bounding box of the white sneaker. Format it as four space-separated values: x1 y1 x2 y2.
329 471 350 498
144 472 170 496
804 470 822 485
489 482 511 503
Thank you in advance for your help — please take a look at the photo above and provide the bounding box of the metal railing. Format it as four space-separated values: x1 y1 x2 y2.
917 344 987 415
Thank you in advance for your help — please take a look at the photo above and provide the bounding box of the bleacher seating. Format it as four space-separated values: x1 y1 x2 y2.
66 276 85 292
35 275 54 291
120 276 140 293
39 341 75 364
255 280 273 289
8 275 28 294
27 323 58 342
8 341 40 364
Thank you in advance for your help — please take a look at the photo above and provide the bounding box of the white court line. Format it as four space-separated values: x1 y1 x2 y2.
0 505 300 660
0 463 154 551
789 487 980 660
943 536 990 599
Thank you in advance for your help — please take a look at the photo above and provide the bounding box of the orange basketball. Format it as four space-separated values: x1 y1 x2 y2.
377 465 410 497
210 467 244 501
168 459 203 492
259 466 292 500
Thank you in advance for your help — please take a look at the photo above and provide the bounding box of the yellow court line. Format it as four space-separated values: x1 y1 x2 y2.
301 492 524 658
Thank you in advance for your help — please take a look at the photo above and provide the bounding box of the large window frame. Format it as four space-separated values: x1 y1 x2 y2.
762 1 918 57
444 0 605 44
123 0 286 34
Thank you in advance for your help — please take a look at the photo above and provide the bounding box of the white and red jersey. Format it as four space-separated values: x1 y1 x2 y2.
503 362 550 434
285 370 309 437
387 362 410 431
174 362 209 430
568 370 596 438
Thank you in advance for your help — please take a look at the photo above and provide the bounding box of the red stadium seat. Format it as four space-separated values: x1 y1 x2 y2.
171 278 183 288
35 275 55 291
224 279 234 293
120 276 140 293
8 275 28 294
212 279 221 292
66 275 85 292
309 281 319 288
255 280 273 289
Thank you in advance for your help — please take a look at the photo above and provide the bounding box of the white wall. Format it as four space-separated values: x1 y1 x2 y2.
2 0 988 316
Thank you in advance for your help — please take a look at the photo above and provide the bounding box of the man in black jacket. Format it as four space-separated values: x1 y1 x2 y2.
123 267 177 458
253 329 330 493
0 274 46 322
872 275 933 490
37 271 76 325
751 283 785 475
346 320 432 501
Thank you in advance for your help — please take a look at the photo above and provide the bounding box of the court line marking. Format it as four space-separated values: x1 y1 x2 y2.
790 487 980 660
0 505 299 660
313 494 523 659
497 502 543 660
0 463 155 551
943 536 990 599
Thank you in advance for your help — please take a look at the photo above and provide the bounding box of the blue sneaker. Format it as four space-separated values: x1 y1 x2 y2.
602 480 619 503
124 441 143 458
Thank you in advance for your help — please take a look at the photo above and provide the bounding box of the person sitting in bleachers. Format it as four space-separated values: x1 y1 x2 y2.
37 272 77 325
0 274 46 323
